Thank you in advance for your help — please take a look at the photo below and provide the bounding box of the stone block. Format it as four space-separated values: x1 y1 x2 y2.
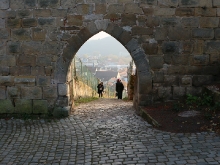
168 27 191 40
124 3 143 14
6 11 16 18
37 76 51 86
149 55 163 69
143 43 158 55
106 24 123 39
7 87 20 98
200 17 219 28
10 0 24 9
0 29 9 39
7 41 21 54
160 17 180 26
24 0 37 8
193 40 204 55
15 99 32 113
213 0 220 7
60 0 76 9
0 11 6 18
143 8 154 15
205 41 220 54
118 0 133 3
0 0 9 9
6 19 21 28
14 76 35 86
0 76 14 86
32 28 46 41
192 75 213 87
140 0 157 5
94 20 109 31
0 41 5 55
34 9 51 17
0 100 14 113
17 9 32 18
108 4 124 14
154 27 168 41
38 18 55 27
210 54 220 64
0 87 6 99
132 26 153 35
167 65 187 75
192 28 214 39
0 66 9 76
186 87 202 96
202 66 220 75
21 86 42 99
19 66 31 76
45 66 53 76
31 66 45 76
118 30 132 46
52 9 67 17
53 106 70 118
137 15 146 26
181 18 199 27
158 0 178 7
39 0 59 8
22 41 42 55
43 86 57 98
121 14 136 26
67 15 83 26
43 41 60 55
18 55 36 66
58 83 68 96
218 9 220 16
154 8 175 16
153 71 164 83
215 28 220 39
126 39 140 53
162 41 179 54
33 100 48 114
76 4 94 15
22 18 37 28
11 29 31 41
181 76 192 86
175 8 194 16
55 96 69 107
180 41 194 54
36 56 51 66
0 56 16 66
173 87 186 99
164 75 178 87
0 19 5 28
195 8 216 17
158 87 172 100
192 55 209 66
95 4 106 14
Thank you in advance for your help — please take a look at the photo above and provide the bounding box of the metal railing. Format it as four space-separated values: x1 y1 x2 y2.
72 57 99 93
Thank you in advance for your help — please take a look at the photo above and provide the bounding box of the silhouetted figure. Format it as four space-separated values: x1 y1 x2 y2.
116 79 124 99
97 82 104 98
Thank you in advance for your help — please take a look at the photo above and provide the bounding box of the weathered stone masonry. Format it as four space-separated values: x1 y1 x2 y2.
0 0 220 116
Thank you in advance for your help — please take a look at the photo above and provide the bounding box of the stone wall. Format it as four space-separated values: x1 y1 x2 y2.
0 0 220 116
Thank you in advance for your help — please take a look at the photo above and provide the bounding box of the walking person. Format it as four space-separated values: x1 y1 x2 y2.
97 82 104 98
116 79 124 99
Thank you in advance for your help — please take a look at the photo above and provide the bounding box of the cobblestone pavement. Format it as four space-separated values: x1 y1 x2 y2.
0 98 220 165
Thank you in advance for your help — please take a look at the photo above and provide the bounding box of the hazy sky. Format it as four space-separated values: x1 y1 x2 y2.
89 31 111 40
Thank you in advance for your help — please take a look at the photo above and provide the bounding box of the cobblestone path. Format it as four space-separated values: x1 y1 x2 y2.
0 98 220 165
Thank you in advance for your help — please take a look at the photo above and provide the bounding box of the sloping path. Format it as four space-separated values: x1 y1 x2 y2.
0 98 220 165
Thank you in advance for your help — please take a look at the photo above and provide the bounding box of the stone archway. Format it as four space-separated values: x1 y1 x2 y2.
53 21 152 116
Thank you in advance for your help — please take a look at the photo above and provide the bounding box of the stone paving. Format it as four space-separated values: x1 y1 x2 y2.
0 98 220 165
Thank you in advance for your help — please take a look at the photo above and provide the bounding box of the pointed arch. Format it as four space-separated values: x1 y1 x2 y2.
54 21 153 111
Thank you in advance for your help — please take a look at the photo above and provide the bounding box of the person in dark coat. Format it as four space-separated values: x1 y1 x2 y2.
97 82 104 98
116 79 124 99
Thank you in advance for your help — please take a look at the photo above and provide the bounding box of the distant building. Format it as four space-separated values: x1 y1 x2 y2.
95 70 120 83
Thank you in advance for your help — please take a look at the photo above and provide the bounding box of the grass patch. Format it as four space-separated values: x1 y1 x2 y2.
75 97 98 106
